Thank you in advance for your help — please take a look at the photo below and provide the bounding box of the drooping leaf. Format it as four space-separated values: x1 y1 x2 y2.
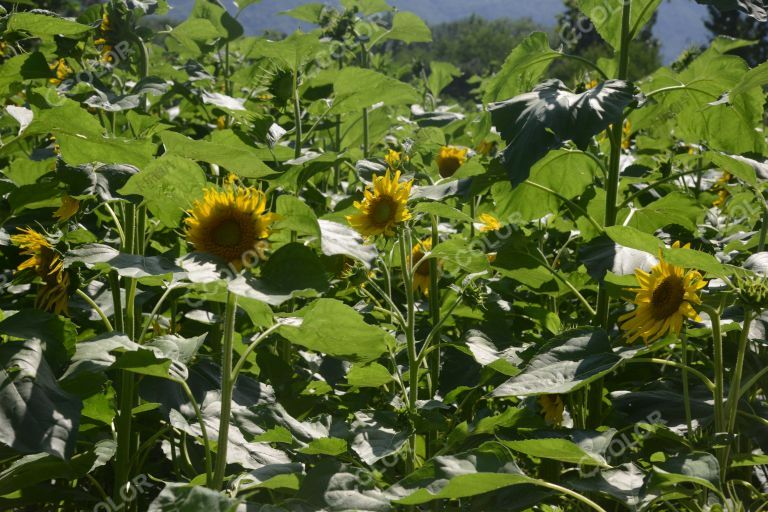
0 339 82 459
490 79 636 185
493 328 621 397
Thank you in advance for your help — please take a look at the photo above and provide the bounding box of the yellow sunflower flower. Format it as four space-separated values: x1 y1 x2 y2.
475 140 495 157
538 394 564 426
49 59 72 85
384 149 405 169
346 170 413 238
216 115 227 130
712 172 732 208
10 228 70 315
436 145 468 178
410 238 436 295
54 195 80 221
477 213 502 232
621 119 632 150
619 242 707 344
185 186 279 269
95 11 114 62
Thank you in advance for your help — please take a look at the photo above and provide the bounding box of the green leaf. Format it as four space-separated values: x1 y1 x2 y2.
298 438 348 456
427 61 461 99
275 195 320 238
0 52 51 95
347 362 393 388
148 482 244 512
694 0 766 20
318 220 378 270
651 452 722 495
280 3 325 23
65 244 183 279
493 328 621 397
662 247 731 278
329 67 421 114
0 339 82 459
604 226 663 255
279 299 392 363
251 31 324 71
341 0 390 14
484 32 561 103
0 310 77 373
383 11 432 44
413 202 473 223
228 243 329 306
54 132 155 169
119 155 207 227
7 12 93 37
576 0 662 50
490 79 636 185
430 238 491 273
161 131 274 178
502 435 611 467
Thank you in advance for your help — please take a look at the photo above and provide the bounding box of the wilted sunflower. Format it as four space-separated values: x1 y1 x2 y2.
538 394 564 426
346 170 412 237
10 228 70 315
619 242 707 344
54 195 80 221
477 213 502 232
185 186 278 269
410 238 436 295
436 145 468 178
49 59 72 85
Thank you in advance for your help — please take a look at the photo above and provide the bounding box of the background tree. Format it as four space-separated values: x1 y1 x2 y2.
705 6 768 66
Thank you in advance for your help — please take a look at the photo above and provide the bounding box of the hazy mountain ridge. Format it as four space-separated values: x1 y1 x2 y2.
165 0 710 62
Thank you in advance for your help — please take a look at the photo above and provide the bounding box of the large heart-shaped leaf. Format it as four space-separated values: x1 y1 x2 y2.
493 328 621 397
489 79 636 185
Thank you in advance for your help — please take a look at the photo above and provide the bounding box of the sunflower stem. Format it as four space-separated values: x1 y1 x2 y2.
76 289 113 332
212 291 238 490
398 227 419 474
590 0 632 430
724 308 754 469
292 70 302 159
681 330 693 439
701 303 727 477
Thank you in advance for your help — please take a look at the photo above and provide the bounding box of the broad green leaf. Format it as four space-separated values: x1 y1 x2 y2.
148 482 244 512
329 67 421 114
281 3 325 23
576 0 662 50
279 299 391 363
161 131 274 178
604 226 663 255
65 244 183 279
413 202 473 223
430 238 491 273
0 309 77 373
490 79 636 185
228 243 329 306
298 438 348 456
493 150 599 222
705 151 758 186
662 247 730 277
694 0 766 20
7 12 93 37
493 328 621 397
318 219 378 270
55 132 155 169
119 155 207 227
275 195 321 238
0 52 51 95
624 192 700 233
341 0 390 14
347 362 393 388
484 32 561 103
502 437 610 467
382 11 432 44
651 452 722 495
189 0 243 42
251 31 324 71
0 339 82 459
427 61 461 99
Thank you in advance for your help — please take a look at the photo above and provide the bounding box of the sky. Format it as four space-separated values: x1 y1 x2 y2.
165 0 712 64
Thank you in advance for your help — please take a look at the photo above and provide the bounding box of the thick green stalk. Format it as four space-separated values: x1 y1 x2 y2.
589 0 632 429
362 107 369 158
212 292 238 490
681 333 693 438
293 72 302 159
428 215 441 395
398 228 418 473
725 309 754 448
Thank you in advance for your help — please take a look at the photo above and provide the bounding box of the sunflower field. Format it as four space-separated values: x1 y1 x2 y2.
2 0 768 510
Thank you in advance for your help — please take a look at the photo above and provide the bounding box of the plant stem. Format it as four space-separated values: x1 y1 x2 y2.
174 378 213 486
724 309 754 466
681 332 693 438
398 228 418 473
589 0 632 429
428 215 440 394
75 289 113 331
212 291 238 490
362 107 369 158
293 71 302 159
109 270 124 332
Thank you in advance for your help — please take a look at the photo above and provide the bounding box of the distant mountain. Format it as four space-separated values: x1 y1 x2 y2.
164 0 711 63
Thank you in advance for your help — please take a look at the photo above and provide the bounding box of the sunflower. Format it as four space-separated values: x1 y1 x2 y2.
538 394 564 426
54 195 80 221
621 119 632 150
436 145 468 178
712 171 732 208
475 140 495 157
346 170 412 238
384 149 405 169
619 242 707 344
10 228 70 315
49 59 72 85
94 11 115 62
477 213 502 232
185 186 278 269
410 238 436 295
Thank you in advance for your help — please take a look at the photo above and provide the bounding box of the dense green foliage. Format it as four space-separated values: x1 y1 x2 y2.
0 0 768 511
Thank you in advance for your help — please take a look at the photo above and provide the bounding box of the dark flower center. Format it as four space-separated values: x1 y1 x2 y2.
214 219 243 247
371 197 396 226
651 275 685 320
